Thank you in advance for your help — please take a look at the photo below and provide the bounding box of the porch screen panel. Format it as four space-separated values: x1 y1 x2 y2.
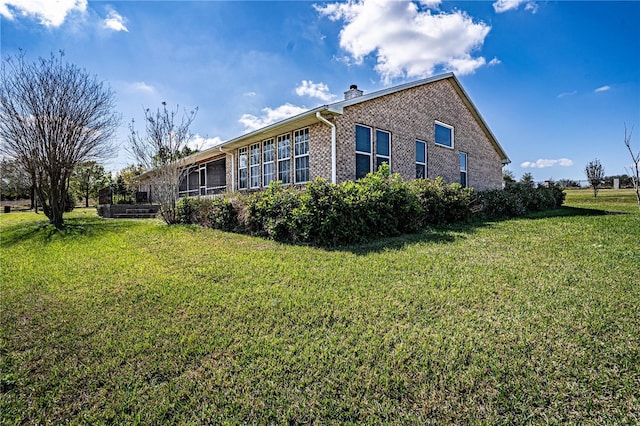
188 168 199 195
206 159 226 193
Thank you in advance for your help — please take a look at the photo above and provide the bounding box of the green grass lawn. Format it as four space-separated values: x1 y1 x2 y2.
1 189 639 424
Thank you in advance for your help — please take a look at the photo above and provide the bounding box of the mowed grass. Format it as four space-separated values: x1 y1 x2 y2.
1 190 639 424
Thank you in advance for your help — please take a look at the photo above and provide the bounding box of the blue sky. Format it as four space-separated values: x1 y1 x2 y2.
2 0 639 182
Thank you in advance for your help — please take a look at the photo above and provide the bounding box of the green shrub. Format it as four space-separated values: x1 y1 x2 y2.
290 165 421 246
478 188 526 218
409 177 474 225
176 196 238 231
175 169 565 246
245 182 302 241
478 183 565 218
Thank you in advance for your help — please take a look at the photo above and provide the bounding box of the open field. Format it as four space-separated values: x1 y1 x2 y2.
1 189 639 423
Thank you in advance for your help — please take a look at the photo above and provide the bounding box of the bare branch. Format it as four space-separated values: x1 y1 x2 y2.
623 124 640 208
128 103 198 224
0 52 120 227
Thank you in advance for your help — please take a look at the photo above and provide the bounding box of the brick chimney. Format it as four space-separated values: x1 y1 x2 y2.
344 84 363 100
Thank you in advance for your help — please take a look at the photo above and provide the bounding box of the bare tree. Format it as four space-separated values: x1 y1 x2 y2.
128 102 198 224
0 52 119 227
585 159 605 198
622 124 639 208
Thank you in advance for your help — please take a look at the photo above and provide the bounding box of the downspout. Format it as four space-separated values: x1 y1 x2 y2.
218 147 235 192
316 111 336 184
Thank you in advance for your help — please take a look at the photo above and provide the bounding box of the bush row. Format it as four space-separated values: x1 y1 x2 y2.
176 165 565 246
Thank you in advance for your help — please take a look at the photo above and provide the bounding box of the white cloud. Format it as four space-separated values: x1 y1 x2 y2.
492 0 536 13
239 103 308 133
129 82 156 94
243 91 257 97
488 57 501 66
189 134 223 151
295 80 336 102
521 158 574 169
0 0 87 27
316 0 491 82
104 9 128 32
594 85 611 93
557 90 577 98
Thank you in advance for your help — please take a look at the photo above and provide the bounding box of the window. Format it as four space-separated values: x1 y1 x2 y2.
294 128 310 184
435 121 454 148
263 139 274 186
416 140 426 179
277 134 291 184
355 124 372 179
238 147 248 190
250 143 260 189
375 129 391 170
460 152 468 188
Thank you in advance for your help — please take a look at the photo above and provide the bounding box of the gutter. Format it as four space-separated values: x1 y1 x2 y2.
316 111 337 184
218 147 235 192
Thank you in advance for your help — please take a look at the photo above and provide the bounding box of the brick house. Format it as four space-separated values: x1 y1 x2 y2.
152 72 509 198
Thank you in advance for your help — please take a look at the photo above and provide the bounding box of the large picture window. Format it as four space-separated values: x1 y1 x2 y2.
375 129 391 170
277 134 291 184
250 143 260 189
238 147 248 190
355 124 372 180
460 151 468 188
294 128 310 184
435 121 454 148
416 140 426 179
263 139 275 187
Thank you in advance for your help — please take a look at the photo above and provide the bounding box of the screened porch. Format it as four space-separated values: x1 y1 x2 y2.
179 157 226 197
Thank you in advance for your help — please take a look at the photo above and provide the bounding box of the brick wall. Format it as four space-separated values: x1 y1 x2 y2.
215 78 504 192
333 78 503 190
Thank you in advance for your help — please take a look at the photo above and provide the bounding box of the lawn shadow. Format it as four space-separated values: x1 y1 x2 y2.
0 215 146 247
325 205 621 255
520 205 627 220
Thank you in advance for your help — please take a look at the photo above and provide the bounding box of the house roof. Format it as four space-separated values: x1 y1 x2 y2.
184 73 510 165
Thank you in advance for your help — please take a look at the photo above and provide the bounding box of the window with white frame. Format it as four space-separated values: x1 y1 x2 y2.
277 134 291 184
435 121 454 148
294 128 310 184
375 129 391 170
416 140 426 179
238 146 248 190
249 143 260 189
460 151 468 188
355 124 372 180
263 139 275 186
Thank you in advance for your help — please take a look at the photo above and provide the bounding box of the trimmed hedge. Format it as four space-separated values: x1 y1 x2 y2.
176 196 237 232
478 183 565 218
176 167 565 246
